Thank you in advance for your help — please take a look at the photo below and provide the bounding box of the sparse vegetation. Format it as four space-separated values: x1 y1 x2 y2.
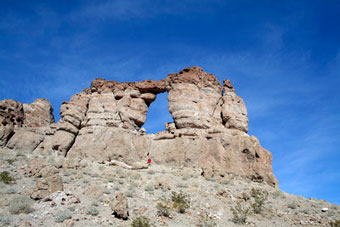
131 216 151 227
288 202 297 209
147 169 155 175
198 213 217 227
86 206 99 216
250 187 268 214
330 220 340 227
6 158 16 165
0 171 15 184
156 197 172 217
144 184 154 192
171 191 190 213
0 213 11 226
8 196 34 214
55 209 72 223
230 203 250 224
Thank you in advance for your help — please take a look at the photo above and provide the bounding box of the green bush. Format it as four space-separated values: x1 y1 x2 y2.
230 203 249 224
171 191 190 213
131 216 151 227
8 196 34 214
330 220 340 227
287 203 297 209
156 197 172 217
0 171 15 184
0 213 11 226
86 206 99 216
55 209 72 223
250 188 268 214
198 213 217 227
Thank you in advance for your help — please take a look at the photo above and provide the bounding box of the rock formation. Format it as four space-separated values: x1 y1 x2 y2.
0 66 278 187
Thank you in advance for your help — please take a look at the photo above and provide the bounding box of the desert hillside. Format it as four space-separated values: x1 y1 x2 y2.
0 67 339 226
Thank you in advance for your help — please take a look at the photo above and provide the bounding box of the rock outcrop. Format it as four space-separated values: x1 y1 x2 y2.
0 98 55 149
0 66 278 187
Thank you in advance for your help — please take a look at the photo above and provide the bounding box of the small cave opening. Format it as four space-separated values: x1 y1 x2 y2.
142 92 174 134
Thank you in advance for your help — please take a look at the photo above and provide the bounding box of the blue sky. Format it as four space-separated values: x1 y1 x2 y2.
1 0 339 204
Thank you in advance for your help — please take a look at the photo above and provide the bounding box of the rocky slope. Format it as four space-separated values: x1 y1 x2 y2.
0 148 339 226
2 67 337 226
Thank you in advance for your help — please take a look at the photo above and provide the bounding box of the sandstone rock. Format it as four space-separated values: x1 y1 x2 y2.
0 125 14 147
221 80 248 132
25 158 49 177
50 131 76 156
31 175 63 200
23 98 55 127
167 66 222 129
111 192 129 220
6 129 44 152
25 158 58 178
0 66 278 187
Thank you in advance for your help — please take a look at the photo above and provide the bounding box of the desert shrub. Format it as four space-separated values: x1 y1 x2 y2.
176 182 188 188
171 191 189 213
131 216 151 227
6 188 16 194
8 196 34 214
15 151 25 157
220 179 230 185
68 205 76 212
250 188 268 214
6 159 16 165
86 206 99 216
271 190 286 199
144 184 154 192
91 201 99 206
116 169 127 178
330 220 340 227
198 213 217 227
107 175 115 182
204 176 216 182
0 171 15 184
230 203 249 224
103 188 112 195
125 189 134 198
156 197 172 217
147 170 155 175
0 213 11 226
287 203 297 209
181 174 190 181
55 209 72 223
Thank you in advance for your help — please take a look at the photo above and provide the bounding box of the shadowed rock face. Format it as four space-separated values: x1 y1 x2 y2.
0 66 278 187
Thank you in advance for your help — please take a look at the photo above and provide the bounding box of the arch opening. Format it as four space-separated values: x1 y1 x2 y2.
142 92 173 134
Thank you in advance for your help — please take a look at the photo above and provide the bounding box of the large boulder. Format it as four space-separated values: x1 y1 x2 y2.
23 98 55 127
166 66 223 129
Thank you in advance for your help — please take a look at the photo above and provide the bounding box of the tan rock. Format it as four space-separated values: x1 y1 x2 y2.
23 98 55 127
31 175 63 200
6 129 44 152
166 66 223 129
111 192 129 220
0 66 277 187
0 124 14 147
221 80 248 132
50 131 75 156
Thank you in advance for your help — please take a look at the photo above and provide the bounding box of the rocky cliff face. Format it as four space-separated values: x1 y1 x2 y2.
0 67 278 187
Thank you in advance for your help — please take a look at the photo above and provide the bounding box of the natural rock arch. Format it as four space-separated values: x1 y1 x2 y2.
0 66 277 187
